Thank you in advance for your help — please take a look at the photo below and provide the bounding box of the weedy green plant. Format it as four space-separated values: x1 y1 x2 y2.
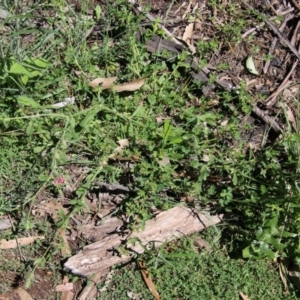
0 0 300 296
98 227 299 299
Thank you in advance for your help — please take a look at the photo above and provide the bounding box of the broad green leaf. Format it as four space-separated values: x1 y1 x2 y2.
80 109 98 128
281 231 297 238
25 57 49 68
34 146 44 153
132 105 146 118
17 96 40 108
242 246 251 258
260 185 267 194
164 119 171 135
68 115 76 129
26 121 34 135
29 70 40 77
95 5 102 20
264 214 278 229
21 75 29 85
163 119 172 142
168 137 182 144
233 172 237 185
38 173 49 181
10 62 32 76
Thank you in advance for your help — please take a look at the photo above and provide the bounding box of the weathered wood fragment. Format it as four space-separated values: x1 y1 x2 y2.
65 206 223 276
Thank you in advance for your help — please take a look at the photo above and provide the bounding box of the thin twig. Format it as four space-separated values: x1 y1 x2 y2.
94 182 131 192
263 16 292 74
241 8 294 39
8 214 26 262
252 106 282 132
265 60 298 108
242 1 300 61
290 0 300 13
128 0 182 45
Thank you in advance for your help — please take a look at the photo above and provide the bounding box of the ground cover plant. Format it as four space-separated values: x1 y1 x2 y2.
0 0 300 298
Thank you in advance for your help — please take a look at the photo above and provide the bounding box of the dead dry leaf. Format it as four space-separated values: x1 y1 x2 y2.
193 237 212 253
109 139 129 159
118 139 129 148
138 261 161 300
33 200 68 221
239 291 250 300
88 77 117 89
279 258 289 293
55 282 73 292
52 97 75 108
0 236 45 249
59 275 75 300
15 288 34 300
58 228 71 256
202 154 210 162
182 22 194 43
157 154 170 167
60 291 74 300
113 78 145 92
286 104 296 130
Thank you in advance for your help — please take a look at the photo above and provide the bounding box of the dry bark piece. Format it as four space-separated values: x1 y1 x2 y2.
0 236 45 249
81 217 124 241
65 206 223 276
15 288 34 300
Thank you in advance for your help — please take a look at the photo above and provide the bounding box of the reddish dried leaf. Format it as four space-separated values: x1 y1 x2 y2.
55 282 73 292
60 291 74 300
182 22 194 43
138 261 161 300
88 77 117 89
113 78 145 92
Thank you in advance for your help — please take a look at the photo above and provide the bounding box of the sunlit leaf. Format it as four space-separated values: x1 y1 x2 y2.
246 56 259 75
17 95 40 108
